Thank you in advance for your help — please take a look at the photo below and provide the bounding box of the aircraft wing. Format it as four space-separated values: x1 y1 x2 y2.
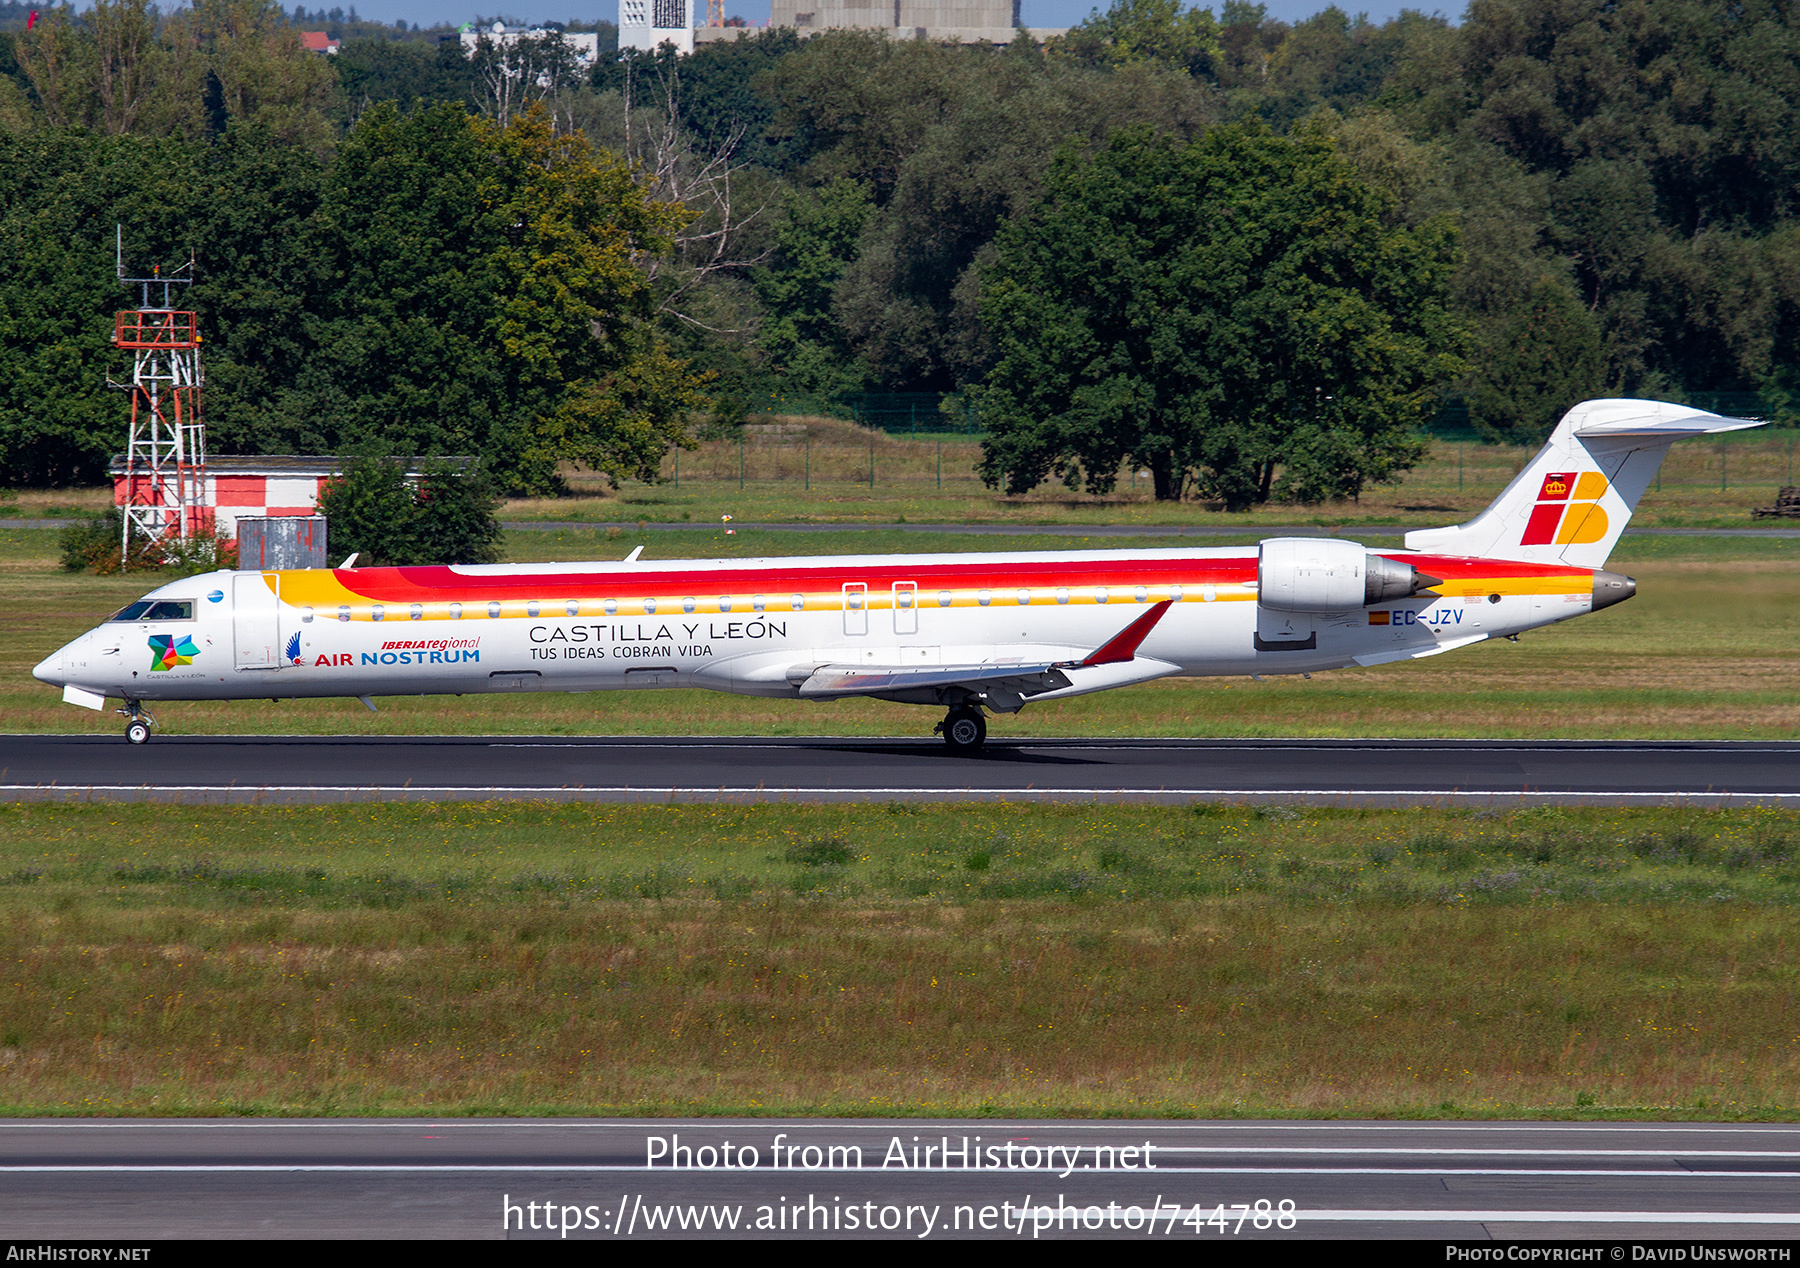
791 601 1180 708
796 661 1071 699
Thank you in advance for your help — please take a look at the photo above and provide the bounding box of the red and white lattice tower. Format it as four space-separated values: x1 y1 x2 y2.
112 230 204 559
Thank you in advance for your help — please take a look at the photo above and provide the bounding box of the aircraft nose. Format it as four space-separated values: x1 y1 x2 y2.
32 646 64 687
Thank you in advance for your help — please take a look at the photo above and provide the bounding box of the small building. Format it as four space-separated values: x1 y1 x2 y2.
661 0 1065 48
300 31 340 54
459 21 603 69
767 0 1022 43
110 455 472 540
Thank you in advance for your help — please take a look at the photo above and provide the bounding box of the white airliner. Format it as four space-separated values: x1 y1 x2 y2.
33 399 1756 750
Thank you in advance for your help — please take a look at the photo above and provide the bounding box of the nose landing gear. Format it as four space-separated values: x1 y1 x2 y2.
117 700 156 745
934 706 987 753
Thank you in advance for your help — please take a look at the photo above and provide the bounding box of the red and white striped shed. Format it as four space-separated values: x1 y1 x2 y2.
108 455 468 539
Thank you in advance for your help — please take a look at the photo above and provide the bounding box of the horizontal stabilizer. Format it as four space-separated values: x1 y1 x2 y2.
1572 406 1763 439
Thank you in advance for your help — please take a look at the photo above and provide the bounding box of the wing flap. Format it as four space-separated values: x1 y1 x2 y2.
796 662 1070 699
1351 633 1487 668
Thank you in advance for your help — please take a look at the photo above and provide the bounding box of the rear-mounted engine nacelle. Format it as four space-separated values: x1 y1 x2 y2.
1258 537 1440 614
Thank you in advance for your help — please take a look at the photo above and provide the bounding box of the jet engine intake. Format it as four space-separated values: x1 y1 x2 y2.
1258 537 1441 614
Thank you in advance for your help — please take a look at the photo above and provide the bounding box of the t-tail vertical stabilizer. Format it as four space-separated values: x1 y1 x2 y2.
1404 398 1762 568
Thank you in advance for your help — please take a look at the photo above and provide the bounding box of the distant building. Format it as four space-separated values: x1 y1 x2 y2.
635 0 1064 49
458 21 602 70
300 31 340 54
619 0 696 54
767 0 1021 43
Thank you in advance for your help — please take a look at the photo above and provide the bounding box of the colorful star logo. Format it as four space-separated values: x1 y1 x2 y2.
148 634 198 671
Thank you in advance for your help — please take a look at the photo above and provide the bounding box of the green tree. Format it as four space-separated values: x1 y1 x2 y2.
975 123 1464 508
299 102 701 492
332 37 477 127
1466 278 1607 445
313 455 420 566
1056 0 1222 76
0 130 200 485
314 455 502 566
758 30 1214 393
752 177 874 403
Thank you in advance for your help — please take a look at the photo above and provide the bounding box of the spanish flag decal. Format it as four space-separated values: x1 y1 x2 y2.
1522 471 1609 546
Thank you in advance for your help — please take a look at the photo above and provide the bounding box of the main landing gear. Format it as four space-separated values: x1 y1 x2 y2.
118 700 156 745
935 706 987 754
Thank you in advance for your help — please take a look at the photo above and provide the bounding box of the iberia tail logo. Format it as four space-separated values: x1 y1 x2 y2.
1521 470 1609 546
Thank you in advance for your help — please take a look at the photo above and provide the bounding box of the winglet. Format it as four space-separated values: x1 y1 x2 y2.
1079 600 1174 667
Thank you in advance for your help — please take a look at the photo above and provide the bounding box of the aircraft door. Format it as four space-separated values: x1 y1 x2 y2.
234 573 282 669
842 582 868 636
892 581 918 635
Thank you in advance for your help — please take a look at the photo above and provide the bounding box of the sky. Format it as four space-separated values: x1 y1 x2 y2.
325 1 1459 33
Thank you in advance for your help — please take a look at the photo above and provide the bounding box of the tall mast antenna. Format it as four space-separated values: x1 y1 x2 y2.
111 226 204 561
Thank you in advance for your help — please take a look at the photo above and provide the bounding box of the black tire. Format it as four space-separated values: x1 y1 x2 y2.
942 708 986 753
125 720 151 745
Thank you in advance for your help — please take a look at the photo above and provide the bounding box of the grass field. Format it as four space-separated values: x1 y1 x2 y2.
1 801 1797 1118
5 525 1798 741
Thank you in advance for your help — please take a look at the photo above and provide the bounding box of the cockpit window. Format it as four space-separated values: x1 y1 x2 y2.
111 600 193 621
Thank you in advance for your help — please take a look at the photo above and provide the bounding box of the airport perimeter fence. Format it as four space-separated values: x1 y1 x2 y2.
678 391 1800 504
742 391 984 437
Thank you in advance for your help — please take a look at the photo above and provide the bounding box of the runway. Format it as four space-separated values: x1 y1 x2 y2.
3 735 1798 805
3 1119 1800 1240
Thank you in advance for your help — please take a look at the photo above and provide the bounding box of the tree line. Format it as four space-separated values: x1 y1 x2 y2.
1 0 1798 504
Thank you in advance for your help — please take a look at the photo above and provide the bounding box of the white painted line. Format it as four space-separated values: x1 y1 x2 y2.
7 1121 1800 1135
1291 1210 1800 1224
1153 1147 1800 1158
1 1165 1796 1180
484 741 1800 754
3 786 1798 799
